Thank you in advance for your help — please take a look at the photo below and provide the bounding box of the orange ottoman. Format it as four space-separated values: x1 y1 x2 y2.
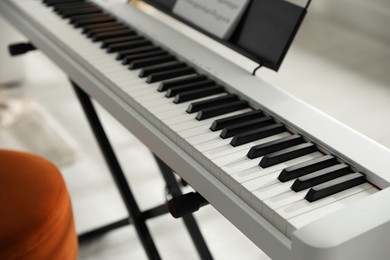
0 150 78 259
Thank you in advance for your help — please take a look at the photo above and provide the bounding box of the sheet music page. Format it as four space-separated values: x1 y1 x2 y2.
173 0 250 39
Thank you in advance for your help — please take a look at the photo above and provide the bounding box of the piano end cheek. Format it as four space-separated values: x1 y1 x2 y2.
290 225 351 260
291 189 390 260
291 223 385 260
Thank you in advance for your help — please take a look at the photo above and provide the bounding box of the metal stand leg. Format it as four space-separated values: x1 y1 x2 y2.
71 81 161 260
71 80 213 260
154 155 213 260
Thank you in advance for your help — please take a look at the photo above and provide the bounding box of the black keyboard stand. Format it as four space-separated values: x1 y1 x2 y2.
71 80 213 260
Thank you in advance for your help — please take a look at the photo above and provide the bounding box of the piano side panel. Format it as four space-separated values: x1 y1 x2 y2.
292 188 390 260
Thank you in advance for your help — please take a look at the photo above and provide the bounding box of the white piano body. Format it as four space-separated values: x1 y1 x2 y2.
1 0 390 259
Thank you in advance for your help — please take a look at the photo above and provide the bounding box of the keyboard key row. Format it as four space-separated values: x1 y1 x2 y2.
42 0 378 239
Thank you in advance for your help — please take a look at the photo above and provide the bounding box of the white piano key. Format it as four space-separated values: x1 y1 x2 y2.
156 109 189 120
111 76 145 87
169 117 207 132
103 68 140 78
128 86 159 98
118 79 154 91
195 138 233 153
170 109 252 132
86 54 119 65
250 180 295 213
286 187 378 239
274 183 375 236
135 91 169 103
237 152 323 204
262 190 307 223
146 94 226 114
222 158 263 176
142 96 175 109
147 95 189 109
238 152 322 190
240 169 286 203
163 112 197 126
179 125 222 139
242 169 283 190
185 131 223 146
212 150 253 167
149 101 188 114
203 132 291 160
202 142 250 159
124 84 155 94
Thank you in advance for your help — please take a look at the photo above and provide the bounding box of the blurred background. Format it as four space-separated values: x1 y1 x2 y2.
0 0 389 259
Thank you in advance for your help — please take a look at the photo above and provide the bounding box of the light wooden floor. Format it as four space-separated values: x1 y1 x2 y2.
1 2 389 259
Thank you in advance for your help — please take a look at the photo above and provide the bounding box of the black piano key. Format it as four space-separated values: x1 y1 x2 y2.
69 10 105 18
186 94 239 113
291 164 352 192
47 1 85 7
259 142 317 168
220 116 275 139
147 67 195 83
158 75 209 92
247 134 304 159
55 3 97 9
45 0 85 6
278 155 338 182
173 86 225 104
230 123 285 147
58 6 101 14
305 173 366 202
73 17 116 28
92 29 135 41
82 22 125 34
139 62 184 77
69 13 111 23
67 9 103 16
123 51 167 66
138 62 184 78
58 8 101 18
44 0 85 4
129 55 176 70
44 0 84 3
196 100 249 120
44 0 84 2
106 39 151 53
165 80 214 98
101 36 144 48
53 3 91 11
117 46 161 61
210 110 264 131
87 25 129 38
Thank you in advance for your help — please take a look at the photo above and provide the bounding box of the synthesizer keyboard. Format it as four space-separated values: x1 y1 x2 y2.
1 0 390 259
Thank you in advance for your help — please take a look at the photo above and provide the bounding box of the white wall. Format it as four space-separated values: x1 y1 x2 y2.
311 0 390 42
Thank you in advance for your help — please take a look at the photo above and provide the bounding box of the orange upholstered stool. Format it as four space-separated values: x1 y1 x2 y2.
0 150 78 259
